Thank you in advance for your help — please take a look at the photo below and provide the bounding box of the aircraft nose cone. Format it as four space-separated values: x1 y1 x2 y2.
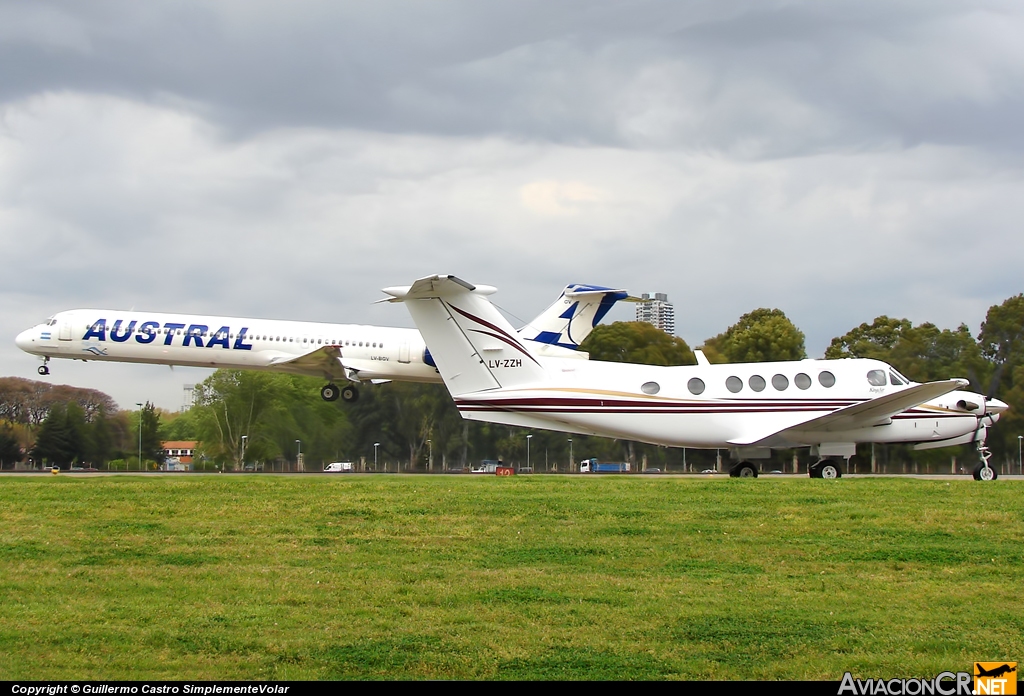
987 397 1009 416
15 328 35 352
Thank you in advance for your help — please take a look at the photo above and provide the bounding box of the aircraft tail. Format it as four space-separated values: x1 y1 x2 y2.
383 275 550 397
518 284 636 350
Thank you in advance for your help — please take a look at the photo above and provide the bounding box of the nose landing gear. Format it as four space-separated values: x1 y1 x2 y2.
37 357 50 376
973 442 998 481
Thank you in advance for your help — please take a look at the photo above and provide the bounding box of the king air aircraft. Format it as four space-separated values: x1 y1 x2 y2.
386 275 1009 481
16 284 635 404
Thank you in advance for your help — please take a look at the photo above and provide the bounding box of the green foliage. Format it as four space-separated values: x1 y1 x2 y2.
702 308 806 363
581 321 694 365
0 426 21 468
826 316 987 387
1 476 1022 679
978 293 1024 396
139 402 164 465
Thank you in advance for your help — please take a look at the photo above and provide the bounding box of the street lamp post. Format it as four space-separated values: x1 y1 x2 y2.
374 442 380 472
568 438 573 473
295 439 301 472
526 434 533 472
241 435 247 472
427 439 432 472
1018 435 1022 476
136 402 143 472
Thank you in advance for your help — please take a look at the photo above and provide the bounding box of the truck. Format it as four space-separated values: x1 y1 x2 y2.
324 461 354 473
579 458 630 473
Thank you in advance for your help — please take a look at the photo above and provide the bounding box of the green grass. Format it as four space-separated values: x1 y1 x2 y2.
0 474 1021 680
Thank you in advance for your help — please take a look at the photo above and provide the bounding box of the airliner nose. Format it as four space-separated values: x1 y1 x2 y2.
15 328 35 352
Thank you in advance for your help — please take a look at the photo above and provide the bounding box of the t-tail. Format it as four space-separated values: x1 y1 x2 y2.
518 284 637 351
382 275 550 397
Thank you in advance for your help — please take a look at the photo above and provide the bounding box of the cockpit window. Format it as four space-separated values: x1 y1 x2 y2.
867 369 887 386
889 370 909 385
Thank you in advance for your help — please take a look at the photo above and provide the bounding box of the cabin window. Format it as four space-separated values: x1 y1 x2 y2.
749 375 766 392
726 376 743 393
818 371 836 388
867 369 887 387
794 373 811 390
641 381 660 395
772 374 789 391
687 378 705 395
889 371 908 385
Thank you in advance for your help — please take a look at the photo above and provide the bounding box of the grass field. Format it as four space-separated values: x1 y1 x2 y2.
1 474 1021 680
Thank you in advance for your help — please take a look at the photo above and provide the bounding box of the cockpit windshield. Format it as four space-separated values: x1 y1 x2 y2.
45 318 56 326
889 370 910 386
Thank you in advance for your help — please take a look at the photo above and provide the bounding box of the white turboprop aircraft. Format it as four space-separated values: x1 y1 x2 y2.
385 275 1009 481
16 284 635 404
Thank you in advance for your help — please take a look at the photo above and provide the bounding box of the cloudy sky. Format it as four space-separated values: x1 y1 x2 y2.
2 0 1023 410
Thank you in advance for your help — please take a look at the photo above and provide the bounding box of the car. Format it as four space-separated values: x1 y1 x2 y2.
701 468 716 474
518 467 534 474
324 462 354 473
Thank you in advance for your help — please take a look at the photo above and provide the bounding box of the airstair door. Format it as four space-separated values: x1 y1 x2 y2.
59 321 72 341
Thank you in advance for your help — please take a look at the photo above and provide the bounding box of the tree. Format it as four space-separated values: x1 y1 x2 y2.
0 427 21 469
978 294 1024 396
580 322 694 366
192 371 283 469
702 308 806 363
139 402 164 466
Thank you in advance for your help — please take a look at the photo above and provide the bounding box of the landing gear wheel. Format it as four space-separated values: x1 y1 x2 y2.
811 459 842 479
37 365 50 376
730 462 758 478
341 385 359 403
973 463 998 481
320 383 340 402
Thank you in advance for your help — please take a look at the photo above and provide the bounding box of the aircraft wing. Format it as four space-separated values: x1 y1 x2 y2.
730 379 969 446
265 345 347 380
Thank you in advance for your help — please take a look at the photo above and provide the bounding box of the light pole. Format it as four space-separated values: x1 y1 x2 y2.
136 402 143 472
526 434 533 472
295 439 301 472
1018 435 1022 476
241 435 247 472
568 438 573 473
427 439 432 472
374 442 380 472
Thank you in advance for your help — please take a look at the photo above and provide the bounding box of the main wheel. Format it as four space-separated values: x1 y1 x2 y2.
730 462 758 478
818 459 842 479
341 385 359 403
973 463 998 481
320 384 340 402
37 365 49 376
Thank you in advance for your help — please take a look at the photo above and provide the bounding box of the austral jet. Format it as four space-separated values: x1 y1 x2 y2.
385 275 1008 481
16 284 635 404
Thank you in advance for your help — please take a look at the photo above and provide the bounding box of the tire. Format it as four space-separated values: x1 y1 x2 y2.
320 384 340 402
341 385 359 403
37 366 49 376
733 462 758 478
819 460 842 479
973 463 998 481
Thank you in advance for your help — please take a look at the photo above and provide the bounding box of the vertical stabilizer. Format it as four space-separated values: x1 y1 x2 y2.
383 275 550 397
518 284 635 349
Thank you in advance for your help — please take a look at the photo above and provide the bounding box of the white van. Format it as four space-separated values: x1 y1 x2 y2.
324 462 354 473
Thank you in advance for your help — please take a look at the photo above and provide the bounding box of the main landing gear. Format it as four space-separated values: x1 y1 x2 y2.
729 462 759 478
809 459 842 479
320 383 359 403
37 357 50 376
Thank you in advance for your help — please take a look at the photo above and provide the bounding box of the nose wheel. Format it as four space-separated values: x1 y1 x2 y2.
973 442 997 481
37 358 50 376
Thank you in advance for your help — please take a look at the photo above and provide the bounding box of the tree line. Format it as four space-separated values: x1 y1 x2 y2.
3 294 1022 471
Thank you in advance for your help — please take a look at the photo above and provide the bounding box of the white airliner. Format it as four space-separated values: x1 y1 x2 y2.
385 275 1009 481
16 284 635 404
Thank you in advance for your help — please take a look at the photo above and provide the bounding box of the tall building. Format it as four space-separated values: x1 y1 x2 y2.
636 292 675 335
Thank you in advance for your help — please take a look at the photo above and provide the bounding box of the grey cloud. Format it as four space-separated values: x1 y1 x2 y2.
2 1 1022 156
